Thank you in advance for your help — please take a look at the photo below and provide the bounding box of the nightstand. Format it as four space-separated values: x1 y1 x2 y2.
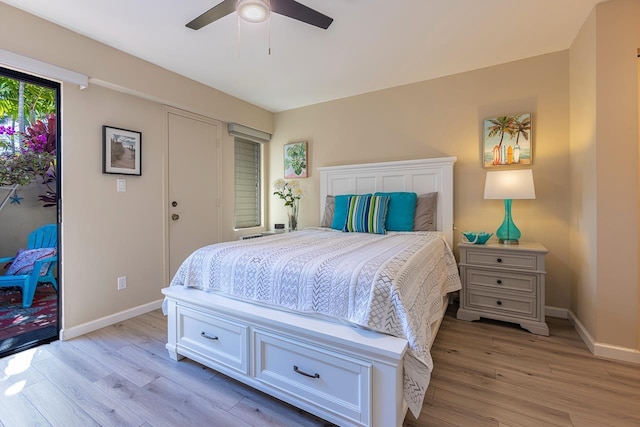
456 242 549 336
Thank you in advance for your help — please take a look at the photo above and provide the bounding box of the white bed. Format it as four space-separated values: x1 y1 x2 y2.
162 157 459 427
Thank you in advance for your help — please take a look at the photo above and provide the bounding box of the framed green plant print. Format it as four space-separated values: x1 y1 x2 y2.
284 141 307 178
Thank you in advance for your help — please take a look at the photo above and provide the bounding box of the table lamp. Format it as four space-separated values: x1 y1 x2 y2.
484 169 536 245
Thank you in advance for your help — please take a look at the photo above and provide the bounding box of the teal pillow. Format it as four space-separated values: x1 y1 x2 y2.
375 192 417 231
331 194 370 230
343 194 390 234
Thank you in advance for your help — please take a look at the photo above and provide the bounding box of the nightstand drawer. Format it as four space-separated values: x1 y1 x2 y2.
466 269 536 294
466 289 537 319
465 250 538 270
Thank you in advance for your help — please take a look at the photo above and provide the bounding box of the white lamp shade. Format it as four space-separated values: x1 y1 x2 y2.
484 169 536 200
238 0 270 23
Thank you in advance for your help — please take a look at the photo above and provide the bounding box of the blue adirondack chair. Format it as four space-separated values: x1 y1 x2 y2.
0 224 58 308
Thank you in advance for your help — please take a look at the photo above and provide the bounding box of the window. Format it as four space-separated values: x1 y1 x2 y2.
234 138 261 228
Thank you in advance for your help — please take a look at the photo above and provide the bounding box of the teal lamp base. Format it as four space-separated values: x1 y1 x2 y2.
496 199 521 245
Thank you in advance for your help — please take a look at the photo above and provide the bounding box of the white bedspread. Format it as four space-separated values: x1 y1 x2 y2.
170 227 461 417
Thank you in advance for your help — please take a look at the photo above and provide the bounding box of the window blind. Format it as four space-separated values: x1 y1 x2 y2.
228 123 271 143
235 138 261 228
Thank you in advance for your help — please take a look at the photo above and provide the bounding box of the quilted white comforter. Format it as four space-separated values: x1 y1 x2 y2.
170 227 461 417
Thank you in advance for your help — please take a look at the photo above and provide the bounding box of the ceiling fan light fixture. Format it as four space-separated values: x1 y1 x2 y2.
237 0 270 23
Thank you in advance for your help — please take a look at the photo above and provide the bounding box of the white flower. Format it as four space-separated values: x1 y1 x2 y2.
273 179 286 191
292 187 304 198
288 179 300 189
273 178 304 207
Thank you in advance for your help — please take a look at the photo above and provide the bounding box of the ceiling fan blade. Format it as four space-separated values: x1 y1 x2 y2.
186 0 237 30
270 0 333 29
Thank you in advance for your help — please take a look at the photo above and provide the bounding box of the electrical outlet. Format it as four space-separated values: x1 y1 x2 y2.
117 276 127 290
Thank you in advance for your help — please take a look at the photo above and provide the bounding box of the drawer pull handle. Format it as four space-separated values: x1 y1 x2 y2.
496 300 503 306
496 279 503 284
496 258 503 263
293 365 320 379
200 332 219 341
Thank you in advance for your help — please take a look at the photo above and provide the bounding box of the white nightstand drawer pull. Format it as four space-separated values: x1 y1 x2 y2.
293 365 320 379
201 331 219 340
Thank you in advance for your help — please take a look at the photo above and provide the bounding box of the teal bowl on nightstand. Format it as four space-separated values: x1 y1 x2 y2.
462 231 493 245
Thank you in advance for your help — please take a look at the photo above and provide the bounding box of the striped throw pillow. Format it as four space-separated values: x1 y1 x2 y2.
343 194 390 234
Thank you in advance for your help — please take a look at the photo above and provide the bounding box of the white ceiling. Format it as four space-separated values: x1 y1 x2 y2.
2 0 606 113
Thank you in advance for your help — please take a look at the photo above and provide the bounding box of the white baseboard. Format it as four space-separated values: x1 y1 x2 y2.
545 306 568 319
568 310 640 365
594 342 640 364
59 299 163 341
568 310 595 353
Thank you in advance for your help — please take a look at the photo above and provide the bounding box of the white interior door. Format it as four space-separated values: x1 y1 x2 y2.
168 109 221 278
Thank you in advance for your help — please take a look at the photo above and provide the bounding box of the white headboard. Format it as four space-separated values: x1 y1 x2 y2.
318 157 457 246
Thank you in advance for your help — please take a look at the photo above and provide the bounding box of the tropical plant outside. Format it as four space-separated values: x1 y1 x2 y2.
0 74 57 207
0 78 56 122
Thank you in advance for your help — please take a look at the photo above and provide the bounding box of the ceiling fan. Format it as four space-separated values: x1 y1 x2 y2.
186 0 333 30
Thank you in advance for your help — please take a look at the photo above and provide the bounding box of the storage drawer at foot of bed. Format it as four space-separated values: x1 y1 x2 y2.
466 289 537 319
177 306 249 374
254 330 371 426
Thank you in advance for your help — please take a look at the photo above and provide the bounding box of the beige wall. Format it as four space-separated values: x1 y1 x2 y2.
62 85 165 322
0 183 57 257
271 52 572 309
593 0 639 349
569 9 598 340
569 0 640 351
0 3 273 330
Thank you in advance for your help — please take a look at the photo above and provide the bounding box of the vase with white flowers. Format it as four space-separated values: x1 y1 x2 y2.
273 178 303 231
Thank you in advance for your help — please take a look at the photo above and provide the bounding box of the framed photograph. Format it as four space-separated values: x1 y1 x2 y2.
483 113 532 168
284 141 307 178
102 125 141 176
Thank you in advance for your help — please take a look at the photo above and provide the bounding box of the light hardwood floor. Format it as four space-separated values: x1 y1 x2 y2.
1 307 639 427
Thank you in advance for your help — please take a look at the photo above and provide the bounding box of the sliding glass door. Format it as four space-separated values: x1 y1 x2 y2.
0 67 60 357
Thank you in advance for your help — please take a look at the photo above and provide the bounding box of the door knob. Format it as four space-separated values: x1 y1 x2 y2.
171 213 180 221
172 201 178 207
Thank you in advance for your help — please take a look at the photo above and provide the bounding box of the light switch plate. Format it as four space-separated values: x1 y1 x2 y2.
117 178 126 192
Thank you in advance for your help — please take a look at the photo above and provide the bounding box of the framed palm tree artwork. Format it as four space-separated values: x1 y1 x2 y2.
483 113 532 168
